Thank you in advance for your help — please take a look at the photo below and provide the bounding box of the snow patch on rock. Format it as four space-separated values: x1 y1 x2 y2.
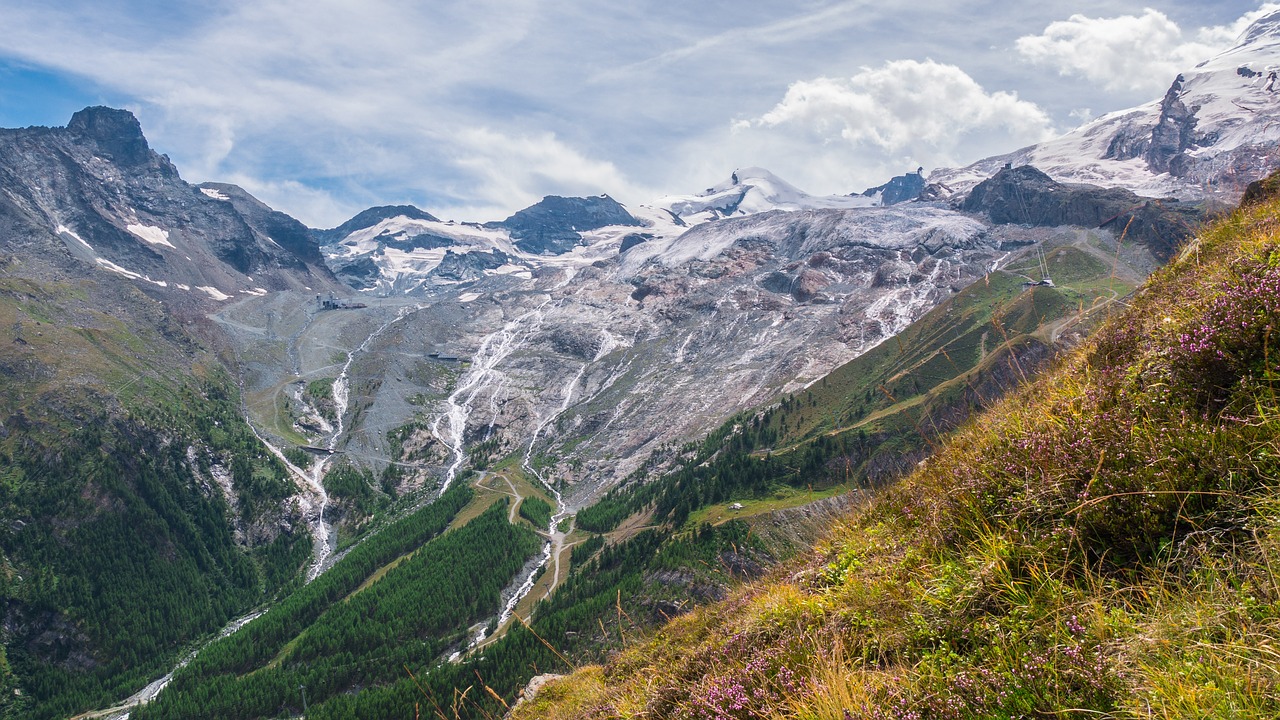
56 224 94 252
127 223 175 248
198 285 232 301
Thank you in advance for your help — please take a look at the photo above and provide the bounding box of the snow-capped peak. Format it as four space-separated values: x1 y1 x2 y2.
932 10 1280 200
1242 8 1280 45
652 167 875 226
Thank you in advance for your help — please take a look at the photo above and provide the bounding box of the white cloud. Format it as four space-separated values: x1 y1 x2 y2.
729 59 1055 188
1015 5 1280 95
221 174 362 230
1196 3 1280 46
1 2 1275 224
447 128 648 220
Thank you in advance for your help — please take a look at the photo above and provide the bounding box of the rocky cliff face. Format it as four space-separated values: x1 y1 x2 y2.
199 181 326 266
960 165 1205 260
66 106 154 167
1145 75 1206 175
861 170 927 205
0 107 339 308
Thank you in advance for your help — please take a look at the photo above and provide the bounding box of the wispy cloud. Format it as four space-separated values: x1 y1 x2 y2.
590 3 876 83
0 2 1273 225
0 0 563 223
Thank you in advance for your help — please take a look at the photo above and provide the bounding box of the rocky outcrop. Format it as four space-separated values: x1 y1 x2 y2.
200 182 325 266
1242 169 1280 206
67 106 155 168
619 232 653 253
1146 75 1206 175
748 491 864 556
495 195 639 255
430 249 509 281
509 674 566 718
329 255 382 289
758 266 830 302
962 166 1131 226
861 170 927 205
961 165 1206 260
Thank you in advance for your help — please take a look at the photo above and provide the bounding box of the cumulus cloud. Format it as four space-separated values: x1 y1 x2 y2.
1015 5 1280 95
734 59 1055 182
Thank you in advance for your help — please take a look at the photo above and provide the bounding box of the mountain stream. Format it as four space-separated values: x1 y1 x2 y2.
93 303 423 718
464 327 622 650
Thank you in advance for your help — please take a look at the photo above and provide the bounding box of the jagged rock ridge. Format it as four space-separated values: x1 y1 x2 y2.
861 169 927 205
0 107 339 307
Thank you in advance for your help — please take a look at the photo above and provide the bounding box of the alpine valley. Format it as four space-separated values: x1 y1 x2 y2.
2 11 1280 720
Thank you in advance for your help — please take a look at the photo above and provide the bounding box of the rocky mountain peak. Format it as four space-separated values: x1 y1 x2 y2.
0 107 340 306
861 169 927 205
320 204 440 243
66 106 152 166
497 194 639 255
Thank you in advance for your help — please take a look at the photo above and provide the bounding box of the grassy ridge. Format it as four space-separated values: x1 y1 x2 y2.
511 196 1280 717
767 242 1133 457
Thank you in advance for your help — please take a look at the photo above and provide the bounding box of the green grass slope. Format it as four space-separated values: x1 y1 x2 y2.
511 193 1280 718
765 239 1136 481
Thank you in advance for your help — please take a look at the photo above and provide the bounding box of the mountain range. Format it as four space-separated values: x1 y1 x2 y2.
0 9 1278 720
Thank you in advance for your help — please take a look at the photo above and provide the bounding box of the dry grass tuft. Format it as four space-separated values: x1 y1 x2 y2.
511 196 1280 720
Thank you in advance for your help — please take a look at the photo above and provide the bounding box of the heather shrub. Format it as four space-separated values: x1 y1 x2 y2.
509 198 1280 720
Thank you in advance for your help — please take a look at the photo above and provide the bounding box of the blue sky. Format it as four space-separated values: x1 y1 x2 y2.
0 1 1273 226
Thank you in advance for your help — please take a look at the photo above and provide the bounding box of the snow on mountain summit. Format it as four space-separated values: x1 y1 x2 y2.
933 9 1280 200
1243 7 1280 43
321 169 903 295
652 167 876 226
